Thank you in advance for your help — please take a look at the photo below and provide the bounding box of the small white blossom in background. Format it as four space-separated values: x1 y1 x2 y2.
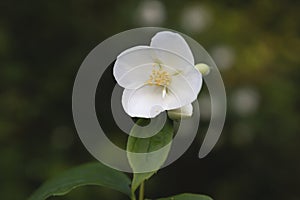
211 45 236 70
180 5 212 34
113 31 209 119
231 87 260 116
134 0 166 26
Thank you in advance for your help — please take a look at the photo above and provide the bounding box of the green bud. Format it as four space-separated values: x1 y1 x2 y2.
167 104 193 120
195 63 210 76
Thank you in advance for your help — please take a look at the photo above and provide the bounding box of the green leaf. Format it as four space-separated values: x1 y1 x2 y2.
28 162 131 200
127 118 174 192
156 193 214 200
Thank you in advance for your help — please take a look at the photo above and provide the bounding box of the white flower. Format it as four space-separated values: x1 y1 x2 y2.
113 31 203 118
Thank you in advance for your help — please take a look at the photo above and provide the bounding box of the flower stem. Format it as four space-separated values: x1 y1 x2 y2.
139 181 145 200
131 190 136 200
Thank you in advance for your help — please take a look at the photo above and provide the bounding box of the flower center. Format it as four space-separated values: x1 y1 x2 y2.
147 68 171 87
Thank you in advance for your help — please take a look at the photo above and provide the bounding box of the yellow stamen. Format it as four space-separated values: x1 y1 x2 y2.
146 68 171 87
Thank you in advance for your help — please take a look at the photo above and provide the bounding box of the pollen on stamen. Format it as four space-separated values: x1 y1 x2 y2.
146 68 171 87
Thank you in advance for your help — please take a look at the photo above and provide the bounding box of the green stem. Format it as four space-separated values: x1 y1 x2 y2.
131 190 136 200
139 181 145 200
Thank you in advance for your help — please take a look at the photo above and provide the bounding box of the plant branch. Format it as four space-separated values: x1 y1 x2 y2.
139 181 145 200
131 190 136 200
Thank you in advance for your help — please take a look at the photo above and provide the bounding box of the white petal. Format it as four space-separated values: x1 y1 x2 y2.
152 49 195 75
113 46 155 89
168 104 193 119
114 45 195 89
150 31 194 65
166 68 202 108
122 85 165 118
117 46 149 58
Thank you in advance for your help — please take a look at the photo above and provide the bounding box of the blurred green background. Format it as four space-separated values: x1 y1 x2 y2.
1 0 300 199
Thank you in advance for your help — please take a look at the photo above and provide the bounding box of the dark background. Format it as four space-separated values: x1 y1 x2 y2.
1 0 300 199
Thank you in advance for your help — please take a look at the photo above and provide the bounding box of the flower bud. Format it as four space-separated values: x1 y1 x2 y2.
195 63 210 76
167 104 193 120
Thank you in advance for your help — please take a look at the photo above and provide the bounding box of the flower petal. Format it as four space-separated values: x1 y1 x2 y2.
166 68 202 108
151 49 195 75
122 85 165 118
113 46 155 89
150 31 194 65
